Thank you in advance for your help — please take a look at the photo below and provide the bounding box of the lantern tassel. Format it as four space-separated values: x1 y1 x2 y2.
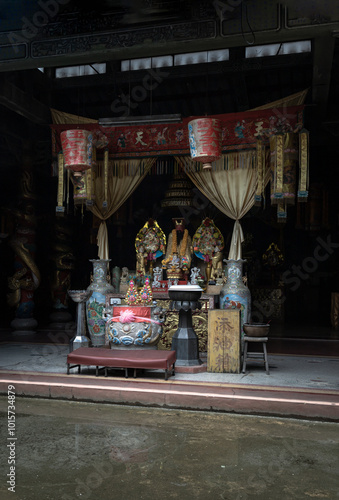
255 139 263 206
86 147 95 207
56 152 65 215
298 128 309 202
103 149 108 209
277 201 287 223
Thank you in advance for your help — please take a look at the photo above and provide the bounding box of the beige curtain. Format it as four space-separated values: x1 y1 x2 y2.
88 158 156 259
50 108 98 124
249 89 308 110
176 155 257 260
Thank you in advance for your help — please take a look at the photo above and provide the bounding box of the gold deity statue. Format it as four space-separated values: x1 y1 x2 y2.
162 218 192 280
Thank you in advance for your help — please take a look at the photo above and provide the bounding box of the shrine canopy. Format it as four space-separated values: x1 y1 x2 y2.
51 101 306 261
51 105 304 159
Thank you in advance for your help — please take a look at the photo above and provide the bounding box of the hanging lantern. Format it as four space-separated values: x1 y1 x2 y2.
72 172 88 205
60 129 93 174
161 173 194 208
68 149 96 206
188 118 222 169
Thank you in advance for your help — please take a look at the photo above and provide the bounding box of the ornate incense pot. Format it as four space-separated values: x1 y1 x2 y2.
104 305 165 349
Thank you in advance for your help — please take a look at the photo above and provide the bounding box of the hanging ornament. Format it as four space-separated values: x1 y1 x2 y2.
103 149 108 208
270 132 299 221
255 139 265 206
161 173 194 208
298 128 309 202
60 129 93 174
188 118 222 169
72 172 87 205
56 152 65 215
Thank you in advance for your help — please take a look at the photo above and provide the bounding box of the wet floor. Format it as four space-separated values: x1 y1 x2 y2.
0 397 338 500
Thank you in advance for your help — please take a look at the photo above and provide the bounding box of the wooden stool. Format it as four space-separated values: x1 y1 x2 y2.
242 336 269 374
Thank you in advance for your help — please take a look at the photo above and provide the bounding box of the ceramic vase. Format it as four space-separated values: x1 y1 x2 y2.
86 259 114 347
220 259 251 334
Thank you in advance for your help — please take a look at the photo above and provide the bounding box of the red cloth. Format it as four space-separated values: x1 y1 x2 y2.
51 106 304 158
67 347 176 370
112 306 151 321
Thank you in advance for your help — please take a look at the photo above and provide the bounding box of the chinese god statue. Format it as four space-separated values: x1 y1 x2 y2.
162 218 193 280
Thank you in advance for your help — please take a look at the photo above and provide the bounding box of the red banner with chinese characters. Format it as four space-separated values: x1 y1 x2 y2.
51 106 304 159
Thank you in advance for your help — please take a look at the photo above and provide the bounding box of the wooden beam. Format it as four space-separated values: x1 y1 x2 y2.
312 34 335 121
0 78 51 125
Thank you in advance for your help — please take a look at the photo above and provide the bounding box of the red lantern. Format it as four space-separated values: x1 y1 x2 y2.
188 118 222 169
60 129 93 174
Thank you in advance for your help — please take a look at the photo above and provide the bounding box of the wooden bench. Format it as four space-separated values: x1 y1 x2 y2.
67 347 176 380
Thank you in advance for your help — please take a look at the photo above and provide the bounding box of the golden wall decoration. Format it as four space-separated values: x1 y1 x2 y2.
158 311 208 352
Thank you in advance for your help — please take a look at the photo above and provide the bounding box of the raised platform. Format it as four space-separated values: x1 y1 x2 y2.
0 342 338 421
0 370 338 421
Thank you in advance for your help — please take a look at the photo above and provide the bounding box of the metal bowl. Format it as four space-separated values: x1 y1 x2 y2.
68 289 92 303
168 284 203 302
243 323 270 337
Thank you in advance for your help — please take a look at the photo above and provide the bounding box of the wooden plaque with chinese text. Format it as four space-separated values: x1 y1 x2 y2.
207 310 241 373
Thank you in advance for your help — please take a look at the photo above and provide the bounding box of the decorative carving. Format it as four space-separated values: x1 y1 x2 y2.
31 21 216 58
7 156 40 322
50 219 75 310
158 311 208 352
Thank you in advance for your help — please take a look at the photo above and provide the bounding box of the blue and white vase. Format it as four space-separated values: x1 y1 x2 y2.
220 259 251 334
86 259 114 347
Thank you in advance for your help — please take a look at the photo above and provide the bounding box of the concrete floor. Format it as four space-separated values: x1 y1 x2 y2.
0 397 338 500
0 342 338 421
0 342 338 390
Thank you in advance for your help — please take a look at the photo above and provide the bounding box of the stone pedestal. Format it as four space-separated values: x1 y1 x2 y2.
49 310 74 331
68 290 92 351
10 318 38 336
169 285 203 367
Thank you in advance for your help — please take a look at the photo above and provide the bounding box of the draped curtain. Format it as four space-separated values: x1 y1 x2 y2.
176 154 257 260
87 158 156 259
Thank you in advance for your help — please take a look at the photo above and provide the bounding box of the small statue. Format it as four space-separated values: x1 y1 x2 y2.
136 245 147 276
170 253 180 268
112 266 121 292
120 267 129 285
190 267 200 285
211 249 223 280
162 218 192 280
153 266 162 288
